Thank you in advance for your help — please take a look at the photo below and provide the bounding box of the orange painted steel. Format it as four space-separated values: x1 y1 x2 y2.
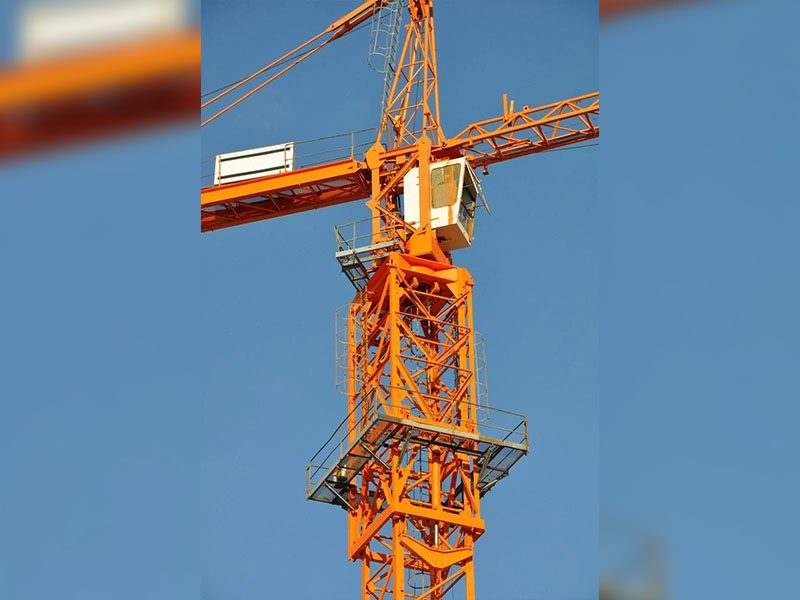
376 0 444 150
201 158 370 231
0 31 199 158
200 92 598 231
446 93 599 169
202 1 596 598
345 253 484 599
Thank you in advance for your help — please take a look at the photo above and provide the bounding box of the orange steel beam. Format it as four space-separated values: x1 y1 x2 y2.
342 253 489 599
0 31 200 158
443 92 599 169
376 0 444 150
201 158 371 231
200 92 598 232
203 2 590 599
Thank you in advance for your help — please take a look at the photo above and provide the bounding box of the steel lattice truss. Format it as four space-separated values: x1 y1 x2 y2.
200 92 598 232
203 1 594 598
346 254 484 599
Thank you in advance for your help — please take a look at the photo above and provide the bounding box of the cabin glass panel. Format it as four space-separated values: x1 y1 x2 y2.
431 163 462 209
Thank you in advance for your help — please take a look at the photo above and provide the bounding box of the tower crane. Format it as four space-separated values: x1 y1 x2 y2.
201 1 599 598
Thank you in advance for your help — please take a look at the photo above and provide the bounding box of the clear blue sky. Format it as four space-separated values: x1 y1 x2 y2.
201 1 597 599
7 2 797 600
0 127 203 599
601 1 800 598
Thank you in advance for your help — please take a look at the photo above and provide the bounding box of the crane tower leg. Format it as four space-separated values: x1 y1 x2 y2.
345 253 484 600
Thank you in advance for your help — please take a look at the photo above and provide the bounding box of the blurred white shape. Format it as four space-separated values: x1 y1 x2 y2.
19 0 188 62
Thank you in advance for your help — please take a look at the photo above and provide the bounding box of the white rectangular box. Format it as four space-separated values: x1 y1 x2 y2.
403 157 481 252
214 142 295 185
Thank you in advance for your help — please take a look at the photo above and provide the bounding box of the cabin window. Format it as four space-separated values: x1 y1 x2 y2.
431 163 462 209
462 180 476 215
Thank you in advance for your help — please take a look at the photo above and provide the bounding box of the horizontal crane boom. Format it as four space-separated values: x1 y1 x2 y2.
447 92 599 168
201 158 370 231
200 92 599 232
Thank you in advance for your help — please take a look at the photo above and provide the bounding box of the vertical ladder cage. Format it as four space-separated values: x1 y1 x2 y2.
368 0 406 116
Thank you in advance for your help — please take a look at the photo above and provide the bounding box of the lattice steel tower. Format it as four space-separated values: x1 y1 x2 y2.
307 2 527 598
200 1 599 598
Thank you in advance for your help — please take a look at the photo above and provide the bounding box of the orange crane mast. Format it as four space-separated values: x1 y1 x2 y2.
201 1 598 598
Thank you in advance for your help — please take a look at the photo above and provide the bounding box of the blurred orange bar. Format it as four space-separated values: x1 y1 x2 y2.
601 0 697 18
0 30 199 159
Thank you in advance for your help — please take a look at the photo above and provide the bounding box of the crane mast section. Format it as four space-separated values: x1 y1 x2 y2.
200 92 598 232
305 253 528 599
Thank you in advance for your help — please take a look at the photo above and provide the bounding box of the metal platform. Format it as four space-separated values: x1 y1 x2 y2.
335 240 400 290
306 404 528 510
334 218 403 290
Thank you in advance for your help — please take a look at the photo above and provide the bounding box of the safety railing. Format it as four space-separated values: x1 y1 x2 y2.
306 397 380 501
201 126 376 185
474 332 489 421
333 214 409 256
306 396 528 502
333 215 408 289
368 0 406 114
335 304 490 408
